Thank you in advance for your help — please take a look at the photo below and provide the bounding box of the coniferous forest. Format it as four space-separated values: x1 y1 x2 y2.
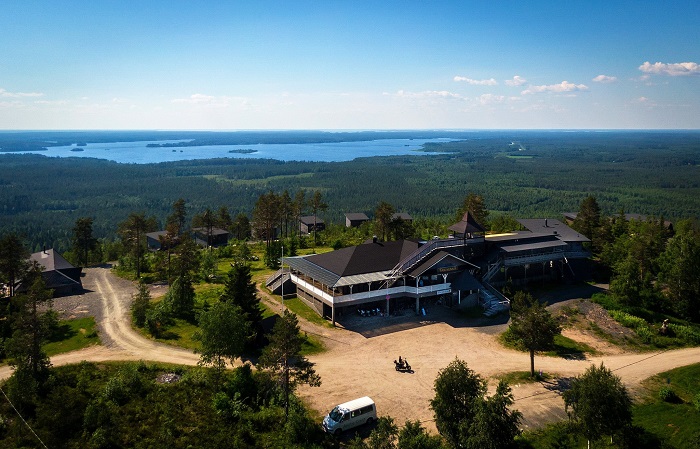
1 130 699 252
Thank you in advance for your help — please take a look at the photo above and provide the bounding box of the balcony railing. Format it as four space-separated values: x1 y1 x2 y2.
290 274 451 305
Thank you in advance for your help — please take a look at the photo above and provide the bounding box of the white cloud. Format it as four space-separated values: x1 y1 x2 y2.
453 76 498 86
521 81 589 95
0 88 44 98
592 74 617 83
172 93 218 104
477 94 505 105
639 61 700 76
393 90 463 99
505 75 527 86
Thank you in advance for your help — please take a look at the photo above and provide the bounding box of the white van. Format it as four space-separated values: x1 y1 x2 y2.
322 396 376 435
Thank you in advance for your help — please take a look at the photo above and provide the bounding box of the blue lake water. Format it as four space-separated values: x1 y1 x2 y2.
11 138 456 164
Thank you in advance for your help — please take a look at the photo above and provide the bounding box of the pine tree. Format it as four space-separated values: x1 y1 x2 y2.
221 262 263 341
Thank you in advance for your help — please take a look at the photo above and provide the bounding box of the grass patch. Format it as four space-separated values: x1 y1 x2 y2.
300 332 325 356
496 370 553 385
43 317 100 356
500 329 597 358
283 297 333 328
544 334 598 358
633 364 700 448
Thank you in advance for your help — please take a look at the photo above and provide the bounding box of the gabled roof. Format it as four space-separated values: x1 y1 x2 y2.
448 211 486 235
285 239 420 287
192 227 229 236
345 212 369 221
517 218 590 243
392 212 412 221
406 251 478 278
300 215 324 225
30 249 75 271
146 230 170 240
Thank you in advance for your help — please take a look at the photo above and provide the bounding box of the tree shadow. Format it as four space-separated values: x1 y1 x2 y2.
542 376 575 394
48 323 76 342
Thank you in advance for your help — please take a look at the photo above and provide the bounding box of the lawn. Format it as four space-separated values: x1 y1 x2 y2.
519 363 700 448
43 317 100 356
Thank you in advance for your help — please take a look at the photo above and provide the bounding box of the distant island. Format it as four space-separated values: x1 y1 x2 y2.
70 148 85 152
228 149 257 154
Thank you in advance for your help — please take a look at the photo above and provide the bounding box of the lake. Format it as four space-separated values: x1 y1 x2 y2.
9 138 456 164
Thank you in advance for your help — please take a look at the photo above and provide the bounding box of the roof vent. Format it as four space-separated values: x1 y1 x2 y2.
372 235 378 243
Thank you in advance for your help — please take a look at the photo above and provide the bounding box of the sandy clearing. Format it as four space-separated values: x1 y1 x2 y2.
2 268 699 434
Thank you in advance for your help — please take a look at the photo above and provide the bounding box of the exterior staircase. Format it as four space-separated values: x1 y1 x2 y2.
479 283 510 317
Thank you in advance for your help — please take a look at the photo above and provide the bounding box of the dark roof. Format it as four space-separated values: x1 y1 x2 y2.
308 240 420 277
406 251 477 277
192 227 229 236
500 239 569 253
448 211 486 235
30 249 75 271
345 212 369 221
392 212 412 221
517 219 590 243
300 215 324 225
146 230 170 240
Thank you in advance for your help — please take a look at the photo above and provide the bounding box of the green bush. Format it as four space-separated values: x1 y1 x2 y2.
693 393 700 412
659 386 679 403
668 324 700 345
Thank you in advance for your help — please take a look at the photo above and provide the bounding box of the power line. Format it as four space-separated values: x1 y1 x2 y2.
0 385 48 449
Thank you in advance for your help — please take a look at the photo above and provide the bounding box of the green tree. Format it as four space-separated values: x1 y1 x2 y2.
171 237 201 282
259 310 321 418
375 201 396 242
657 220 700 321
0 232 30 298
117 212 157 278
162 276 195 319
508 292 561 377
468 380 521 449
430 358 486 448
563 363 632 449
456 193 489 229
367 416 399 449
573 196 601 242
72 217 97 267
193 208 217 250
194 301 250 385
309 190 328 247
166 198 188 236
279 189 293 238
253 191 281 246
232 213 251 241
221 262 263 342
293 189 307 239
398 420 445 449
217 206 233 231
5 266 53 398
131 281 151 328
200 250 217 282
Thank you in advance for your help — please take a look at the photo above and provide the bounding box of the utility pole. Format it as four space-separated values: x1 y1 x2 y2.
281 244 284 300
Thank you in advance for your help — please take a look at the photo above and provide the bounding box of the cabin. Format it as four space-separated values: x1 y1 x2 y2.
192 227 230 247
300 215 325 234
18 249 83 296
146 230 177 251
345 212 370 228
391 212 412 223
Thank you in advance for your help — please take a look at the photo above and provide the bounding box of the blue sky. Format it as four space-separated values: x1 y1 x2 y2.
1 1 699 130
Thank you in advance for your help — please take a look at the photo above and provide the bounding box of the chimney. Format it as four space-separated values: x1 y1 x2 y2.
373 235 378 244
43 245 47 254
545 218 548 227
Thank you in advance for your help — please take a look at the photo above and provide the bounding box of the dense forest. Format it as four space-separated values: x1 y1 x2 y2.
0 130 698 252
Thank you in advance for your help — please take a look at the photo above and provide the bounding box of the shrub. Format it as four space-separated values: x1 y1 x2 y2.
693 393 700 412
668 324 700 345
658 386 679 403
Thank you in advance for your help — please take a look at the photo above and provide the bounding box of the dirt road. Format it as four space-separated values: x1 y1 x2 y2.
2 268 699 433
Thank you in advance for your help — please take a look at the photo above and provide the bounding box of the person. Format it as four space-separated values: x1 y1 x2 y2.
398 356 403 366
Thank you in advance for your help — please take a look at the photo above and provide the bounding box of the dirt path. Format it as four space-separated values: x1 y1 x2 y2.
2 270 699 434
